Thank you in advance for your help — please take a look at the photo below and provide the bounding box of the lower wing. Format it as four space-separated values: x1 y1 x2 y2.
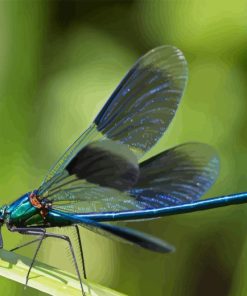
47 209 174 253
47 142 219 221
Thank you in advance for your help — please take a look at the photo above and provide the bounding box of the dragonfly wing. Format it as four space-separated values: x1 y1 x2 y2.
49 143 219 216
39 139 139 196
131 142 220 207
50 211 174 253
94 45 187 155
65 140 139 191
81 220 174 253
39 45 187 192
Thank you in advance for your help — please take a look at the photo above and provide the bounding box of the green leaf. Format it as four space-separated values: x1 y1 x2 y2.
0 249 126 296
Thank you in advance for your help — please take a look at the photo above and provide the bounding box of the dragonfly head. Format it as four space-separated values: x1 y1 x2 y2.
0 205 7 249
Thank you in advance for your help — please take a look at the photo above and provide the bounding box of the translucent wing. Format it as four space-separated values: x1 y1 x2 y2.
49 143 219 217
50 211 174 253
39 45 187 194
131 142 219 207
65 140 139 191
81 221 173 252
94 46 187 154
39 139 140 197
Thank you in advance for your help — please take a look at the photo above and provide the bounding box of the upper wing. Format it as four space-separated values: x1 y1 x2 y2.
48 143 219 219
39 45 187 194
94 45 187 155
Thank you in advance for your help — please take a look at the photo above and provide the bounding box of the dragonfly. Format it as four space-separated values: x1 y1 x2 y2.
1 45 243 295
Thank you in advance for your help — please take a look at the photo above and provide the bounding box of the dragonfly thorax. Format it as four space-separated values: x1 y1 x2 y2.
4 192 40 227
29 192 51 220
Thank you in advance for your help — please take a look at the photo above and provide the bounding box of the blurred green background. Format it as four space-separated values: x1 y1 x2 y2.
1 0 247 295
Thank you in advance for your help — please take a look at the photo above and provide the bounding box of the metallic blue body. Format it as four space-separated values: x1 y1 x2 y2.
4 191 247 228
49 192 247 222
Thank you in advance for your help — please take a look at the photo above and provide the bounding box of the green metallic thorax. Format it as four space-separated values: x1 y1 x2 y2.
6 193 43 227
0 192 76 228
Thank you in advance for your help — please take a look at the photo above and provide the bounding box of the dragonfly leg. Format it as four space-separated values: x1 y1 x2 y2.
44 231 85 296
25 230 47 286
10 237 42 252
8 226 86 295
7 226 47 287
8 227 46 286
75 224 87 279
